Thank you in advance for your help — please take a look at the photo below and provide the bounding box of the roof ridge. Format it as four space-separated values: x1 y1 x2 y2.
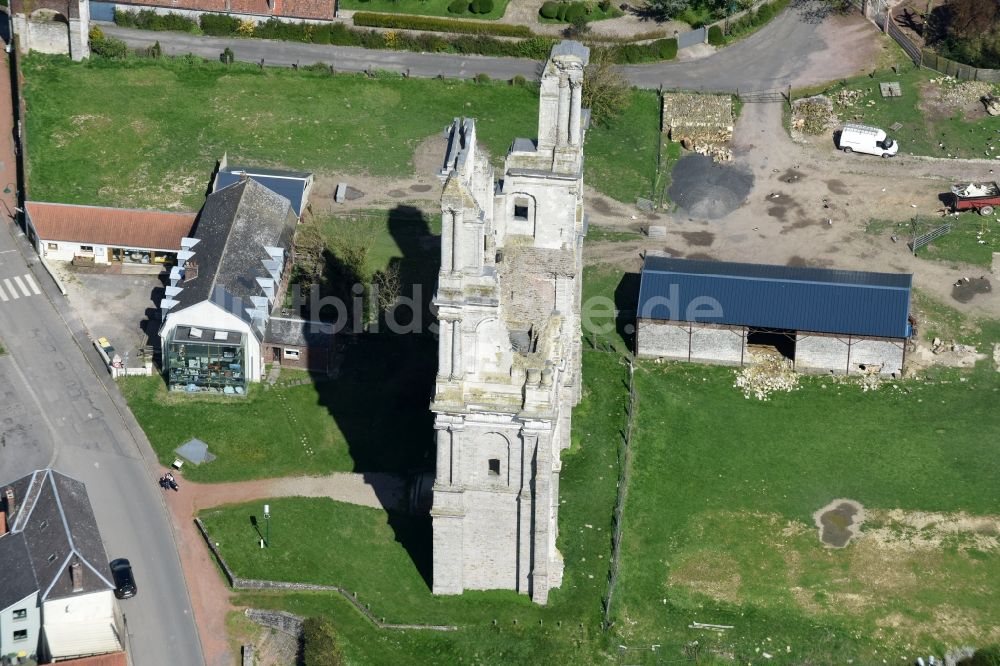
11 469 44 533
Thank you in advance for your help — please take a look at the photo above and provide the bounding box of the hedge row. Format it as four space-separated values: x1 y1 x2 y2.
352 12 533 38
115 12 680 64
603 37 676 64
114 8 198 32
195 14 557 58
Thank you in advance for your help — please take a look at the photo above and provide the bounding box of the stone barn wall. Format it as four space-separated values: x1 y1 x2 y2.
795 333 851 374
846 337 905 376
637 319 746 365
636 319 690 360
690 323 745 365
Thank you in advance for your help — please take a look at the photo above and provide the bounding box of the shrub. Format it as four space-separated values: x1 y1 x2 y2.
707 24 724 45
91 34 129 58
564 2 586 22
474 72 491 83
511 74 526 85
302 617 343 666
200 14 241 36
470 0 494 13
221 46 234 63
556 3 568 20
540 0 560 17
447 0 469 13
655 37 677 60
114 9 198 32
353 12 533 36
598 0 611 10
756 3 774 21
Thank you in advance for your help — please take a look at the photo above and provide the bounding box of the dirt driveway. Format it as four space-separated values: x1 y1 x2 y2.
585 101 1000 320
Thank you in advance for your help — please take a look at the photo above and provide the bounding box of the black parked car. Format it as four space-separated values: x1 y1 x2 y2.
110 558 137 599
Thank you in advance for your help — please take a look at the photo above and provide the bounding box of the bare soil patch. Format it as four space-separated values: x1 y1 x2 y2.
952 276 992 303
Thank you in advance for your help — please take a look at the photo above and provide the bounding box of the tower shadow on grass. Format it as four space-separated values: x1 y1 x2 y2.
309 204 439 590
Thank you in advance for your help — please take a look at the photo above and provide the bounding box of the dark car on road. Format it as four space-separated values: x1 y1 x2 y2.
110 558 137 599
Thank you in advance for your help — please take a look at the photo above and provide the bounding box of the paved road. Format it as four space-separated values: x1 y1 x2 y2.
0 222 205 666
103 1 872 91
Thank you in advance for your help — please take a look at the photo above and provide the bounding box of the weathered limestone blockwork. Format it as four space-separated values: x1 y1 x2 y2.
794 333 851 374
690 325 744 365
13 0 91 60
847 338 904 375
430 41 589 605
636 320 690 360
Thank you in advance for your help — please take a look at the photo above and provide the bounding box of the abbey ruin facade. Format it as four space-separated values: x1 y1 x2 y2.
430 41 589 604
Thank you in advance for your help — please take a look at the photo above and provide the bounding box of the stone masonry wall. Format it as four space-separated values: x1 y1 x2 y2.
690 324 744 365
795 333 851 374
845 338 905 376
636 319 689 359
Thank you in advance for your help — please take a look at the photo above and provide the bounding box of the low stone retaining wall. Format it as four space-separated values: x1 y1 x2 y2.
194 518 457 631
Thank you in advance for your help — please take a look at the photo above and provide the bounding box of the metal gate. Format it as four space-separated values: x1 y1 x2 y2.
677 26 707 50
737 88 790 104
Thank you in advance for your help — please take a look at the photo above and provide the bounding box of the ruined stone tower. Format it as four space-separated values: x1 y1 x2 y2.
430 41 589 604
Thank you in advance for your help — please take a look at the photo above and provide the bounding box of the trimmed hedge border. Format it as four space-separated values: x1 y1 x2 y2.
114 11 681 64
353 11 533 37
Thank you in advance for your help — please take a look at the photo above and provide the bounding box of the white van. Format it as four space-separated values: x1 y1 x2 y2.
838 123 899 158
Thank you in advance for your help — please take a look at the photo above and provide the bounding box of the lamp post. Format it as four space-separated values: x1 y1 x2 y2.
263 504 270 547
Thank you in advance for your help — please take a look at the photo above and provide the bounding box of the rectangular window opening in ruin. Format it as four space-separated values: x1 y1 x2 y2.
514 199 529 221
488 458 501 476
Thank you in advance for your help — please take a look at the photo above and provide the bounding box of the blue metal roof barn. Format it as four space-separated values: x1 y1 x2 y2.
637 256 912 339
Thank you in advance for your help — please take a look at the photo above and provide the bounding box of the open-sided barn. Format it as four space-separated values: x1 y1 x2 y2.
635 256 912 376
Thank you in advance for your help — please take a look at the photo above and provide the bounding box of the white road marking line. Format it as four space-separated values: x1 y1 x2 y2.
3 278 17 299
23 273 42 295
12 275 31 297
0 281 7 301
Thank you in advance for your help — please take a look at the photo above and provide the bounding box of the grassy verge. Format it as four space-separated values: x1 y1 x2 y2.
614 358 1000 662
24 55 660 209
341 0 510 20
120 333 436 481
216 350 628 662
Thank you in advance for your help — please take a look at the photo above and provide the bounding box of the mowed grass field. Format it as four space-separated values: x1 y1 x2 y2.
201 347 1000 662
22 55 661 210
615 360 1000 663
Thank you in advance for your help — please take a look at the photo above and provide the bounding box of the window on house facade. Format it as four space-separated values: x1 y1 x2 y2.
13 629 27 641
488 458 501 476
80 245 94 253
513 199 529 221
284 349 300 360
47 243 58 250
12 609 27 620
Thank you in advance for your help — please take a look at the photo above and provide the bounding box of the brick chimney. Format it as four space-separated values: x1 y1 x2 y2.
70 558 84 593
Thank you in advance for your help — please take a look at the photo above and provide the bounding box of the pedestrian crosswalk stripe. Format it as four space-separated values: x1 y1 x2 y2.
23 274 42 295
2 278 16 300
0 281 7 302
12 275 30 297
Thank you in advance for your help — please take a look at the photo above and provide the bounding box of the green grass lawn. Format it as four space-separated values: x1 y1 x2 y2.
213 350 629 663
23 55 656 210
585 90 662 205
866 214 999 269
615 360 1000 662
120 333 436 481
340 0 510 20
800 64 1000 160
